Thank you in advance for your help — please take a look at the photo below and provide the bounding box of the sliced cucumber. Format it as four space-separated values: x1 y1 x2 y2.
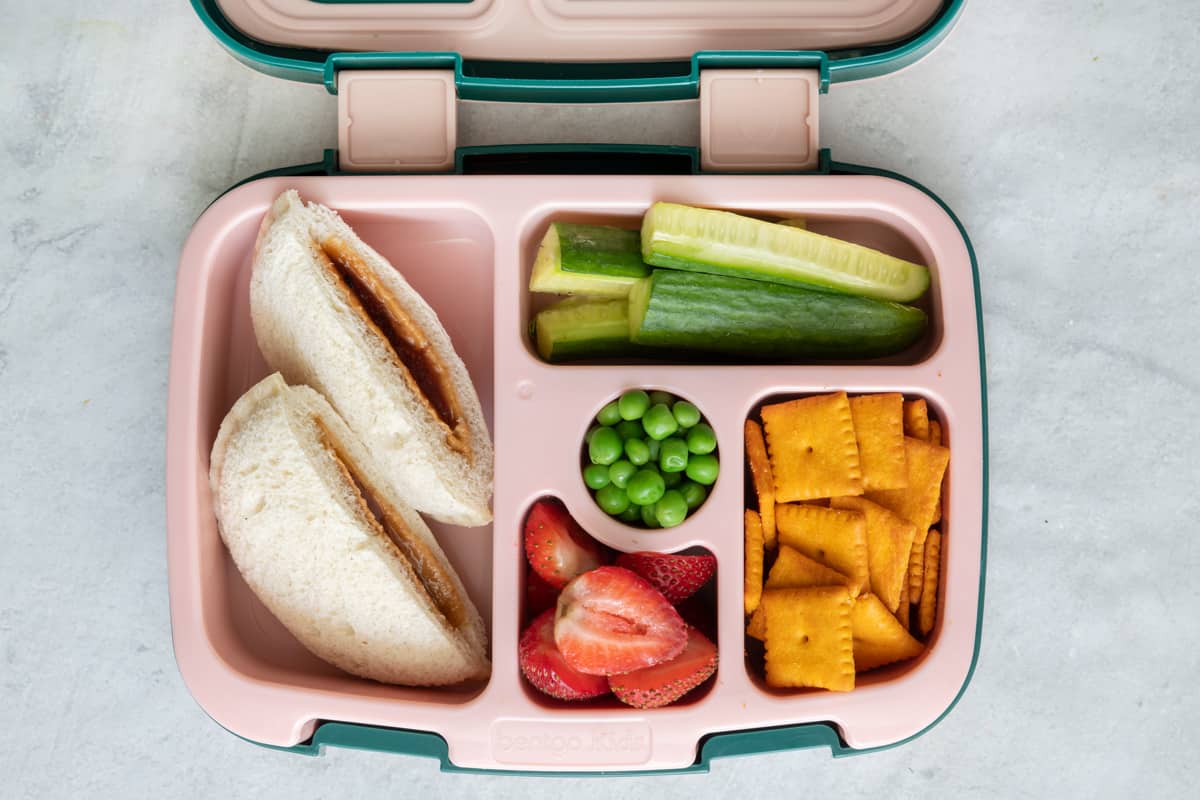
628 270 926 360
641 202 930 303
529 222 650 297
777 217 807 229
533 296 639 362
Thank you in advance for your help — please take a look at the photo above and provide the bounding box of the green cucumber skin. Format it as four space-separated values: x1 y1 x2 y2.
629 271 927 359
641 202 930 303
534 298 640 362
555 223 649 278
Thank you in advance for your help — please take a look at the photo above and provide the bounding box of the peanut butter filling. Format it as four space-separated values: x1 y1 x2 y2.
316 421 467 629
318 236 470 461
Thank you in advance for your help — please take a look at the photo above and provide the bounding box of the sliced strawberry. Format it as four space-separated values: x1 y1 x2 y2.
519 609 610 701
554 566 687 676
524 499 606 588
614 552 717 603
609 626 718 709
525 567 560 621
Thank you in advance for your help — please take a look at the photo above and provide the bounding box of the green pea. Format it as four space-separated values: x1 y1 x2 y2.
661 469 683 488
616 419 644 441
642 404 679 441
679 481 707 511
626 468 666 506
596 401 622 426
618 390 650 421
608 460 637 489
595 484 631 515
654 490 688 528
671 400 701 429
648 390 675 407
624 438 650 466
659 437 689 473
685 453 720 486
618 505 642 524
583 464 611 490
585 425 601 444
646 437 661 460
640 502 661 528
588 427 623 465
686 423 717 455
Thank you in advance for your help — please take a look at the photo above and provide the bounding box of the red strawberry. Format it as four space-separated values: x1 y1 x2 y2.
524 499 606 588
554 566 687 676
525 567 560 621
609 626 718 709
519 609 610 701
615 552 717 603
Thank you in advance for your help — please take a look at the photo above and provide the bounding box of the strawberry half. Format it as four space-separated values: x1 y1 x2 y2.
525 567 560 622
614 552 717 603
519 609 610 701
609 626 718 709
554 566 688 676
524 499 606 588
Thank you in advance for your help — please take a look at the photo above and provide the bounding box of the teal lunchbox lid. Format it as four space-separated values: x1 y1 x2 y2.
192 0 966 100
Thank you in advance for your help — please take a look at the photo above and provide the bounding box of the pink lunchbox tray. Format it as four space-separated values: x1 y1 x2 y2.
167 171 986 773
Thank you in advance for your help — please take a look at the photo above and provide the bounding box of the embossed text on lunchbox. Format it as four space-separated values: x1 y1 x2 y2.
490 720 652 766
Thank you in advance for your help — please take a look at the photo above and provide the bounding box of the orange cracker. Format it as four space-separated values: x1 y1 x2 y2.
903 398 930 441
848 393 908 491
744 419 777 548
744 509 765 615
918 531 943 637
830 496 918 614
929 420 943 447
746 546 854 640
762 586 855 691
776 504 869 596
761 392 863 502
896 590 911 630
852 593 924 671
908 533 926 604
864 436 950 535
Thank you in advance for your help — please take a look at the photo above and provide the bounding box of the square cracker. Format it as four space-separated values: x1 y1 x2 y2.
908 533 926 604
744 509 765 615
928 420 943 447
848 393 908 491
762 392 863 502
918 531 943 637
896 590 911 631
745 419 777 548
776 504 869 596
830 496 917 614
865 436 950 536
852 593 924 671
746 546 854 640
763 587 855 691
903 398 930 442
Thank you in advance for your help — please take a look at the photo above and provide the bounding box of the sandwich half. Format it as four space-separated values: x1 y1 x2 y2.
209 372 490 686
251 190 493 526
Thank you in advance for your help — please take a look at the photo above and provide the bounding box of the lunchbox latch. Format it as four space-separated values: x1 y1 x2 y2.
698 69 820 173
336 70 457 173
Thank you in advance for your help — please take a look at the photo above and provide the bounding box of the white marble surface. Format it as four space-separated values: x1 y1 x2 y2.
2 2 1198 797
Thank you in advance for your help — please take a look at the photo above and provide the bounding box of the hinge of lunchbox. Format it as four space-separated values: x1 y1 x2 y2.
698 68 820 172
336 70 458 173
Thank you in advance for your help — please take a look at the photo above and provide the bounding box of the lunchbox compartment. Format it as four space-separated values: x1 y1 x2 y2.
518 203 945 367
169 172 982 769
741 389 950 698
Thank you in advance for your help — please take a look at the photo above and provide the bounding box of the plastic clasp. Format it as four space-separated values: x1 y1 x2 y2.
336 70 457 173
699 69 820 172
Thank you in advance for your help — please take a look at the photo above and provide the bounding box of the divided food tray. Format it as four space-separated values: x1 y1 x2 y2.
167 173 984 772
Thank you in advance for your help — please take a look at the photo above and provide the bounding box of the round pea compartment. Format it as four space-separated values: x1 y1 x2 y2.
581 389 719 528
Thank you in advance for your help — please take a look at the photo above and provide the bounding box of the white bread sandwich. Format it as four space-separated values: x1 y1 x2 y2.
209 372 490 686
250 190 493 526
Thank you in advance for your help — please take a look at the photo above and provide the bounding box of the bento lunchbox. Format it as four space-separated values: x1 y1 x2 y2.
167 0 986 775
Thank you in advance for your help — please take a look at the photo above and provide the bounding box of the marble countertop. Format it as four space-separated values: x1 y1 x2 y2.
2 2 1197 797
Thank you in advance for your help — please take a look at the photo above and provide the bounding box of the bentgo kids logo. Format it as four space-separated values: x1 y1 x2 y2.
491 721 652 766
